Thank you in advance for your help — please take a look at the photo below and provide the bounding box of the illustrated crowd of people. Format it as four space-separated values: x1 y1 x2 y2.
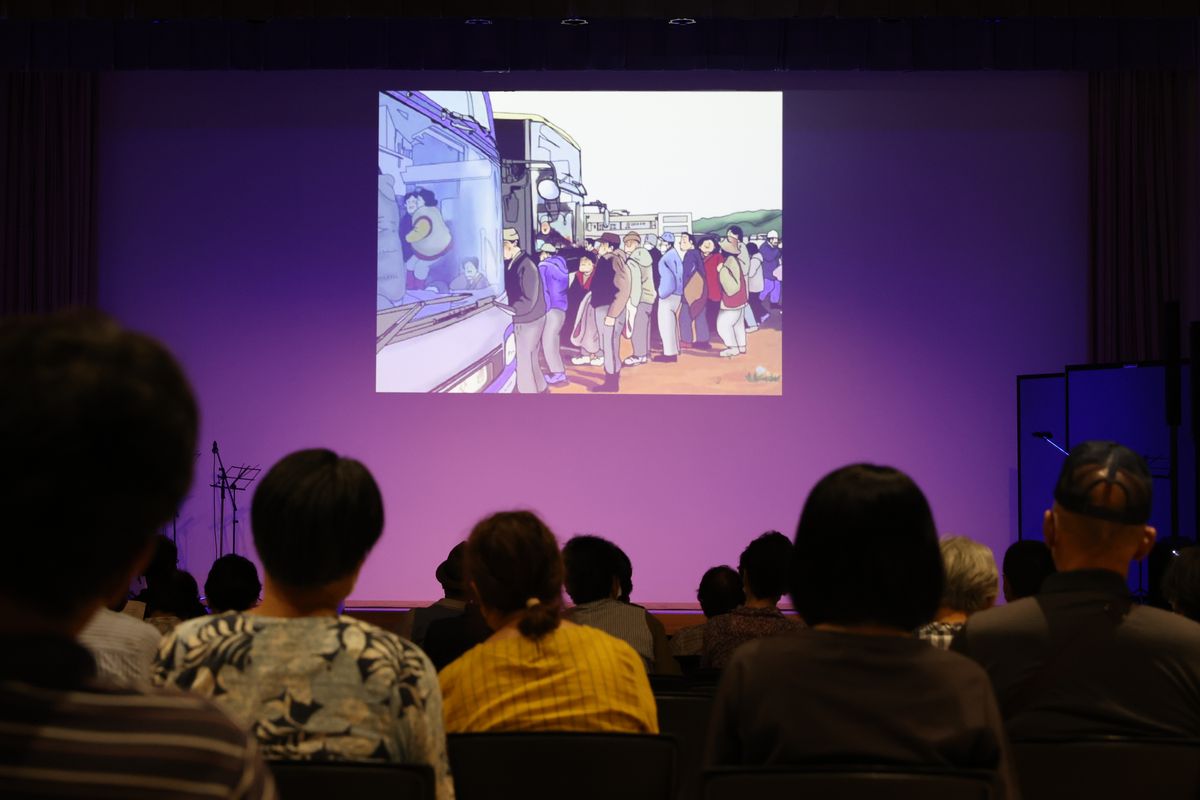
498 217 784 393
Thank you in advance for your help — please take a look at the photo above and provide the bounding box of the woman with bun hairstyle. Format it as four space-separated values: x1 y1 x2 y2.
439 511 658 733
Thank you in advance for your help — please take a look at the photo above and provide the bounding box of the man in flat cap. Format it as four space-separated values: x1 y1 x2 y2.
587 232 631 392
953 441 1200 739
500 228 548 394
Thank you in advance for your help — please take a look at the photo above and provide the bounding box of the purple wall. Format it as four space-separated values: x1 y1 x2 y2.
97 71 1088 606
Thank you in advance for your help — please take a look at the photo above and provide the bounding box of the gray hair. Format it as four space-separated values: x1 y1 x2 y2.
939 535 999 614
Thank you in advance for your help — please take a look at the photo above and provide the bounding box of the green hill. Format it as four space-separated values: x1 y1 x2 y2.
692 209 782 237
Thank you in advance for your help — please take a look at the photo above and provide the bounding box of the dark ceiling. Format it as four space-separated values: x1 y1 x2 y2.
2 1 1198 70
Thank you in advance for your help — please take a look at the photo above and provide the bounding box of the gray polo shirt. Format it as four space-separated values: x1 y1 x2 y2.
952 569 1200 739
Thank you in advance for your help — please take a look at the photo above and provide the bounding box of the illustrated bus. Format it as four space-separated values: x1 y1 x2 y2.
493 112 587 251
377 90 516 393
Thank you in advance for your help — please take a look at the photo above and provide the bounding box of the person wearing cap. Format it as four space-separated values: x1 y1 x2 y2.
623 245 657 367
587 233 631 392
537 242 570 385
759 229 782 317
411 543 469 645
653 231 683 363
500 228 548 394
952 441 1200 739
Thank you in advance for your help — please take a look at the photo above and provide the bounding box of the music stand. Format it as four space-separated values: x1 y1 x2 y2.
210 442 260 557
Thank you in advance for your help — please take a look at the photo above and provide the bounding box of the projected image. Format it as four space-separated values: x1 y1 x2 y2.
377 90 783 395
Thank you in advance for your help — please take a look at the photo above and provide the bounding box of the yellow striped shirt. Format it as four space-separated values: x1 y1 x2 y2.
439 621 658 734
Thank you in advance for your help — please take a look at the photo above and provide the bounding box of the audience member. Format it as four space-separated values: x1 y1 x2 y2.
204 553 262 613
702 531 802 669
1161 546 1200 622
610 541 681 675
132 534 179 614
422 601 492 670
154 448 453 800
440 512 658 733
411 542 468 644
953 441 1200 739
563 535 656 671
916 536 998 649
145 569 208 634
77 598 165 685
1001 539 1056 601
0 311 272 798
671 565 744 657
707 464 1017 800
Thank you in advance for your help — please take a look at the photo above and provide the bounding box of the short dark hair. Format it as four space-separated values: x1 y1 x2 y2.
791 464 943 630
1161 546 1200 622
145 534 179 583
404 187 437 207
697 565 744 617
1002 540 1056 600
727 225 744 239
251 449 384 588
156 569 208 620
0 311 198 619
746 242 759 256
462 257 479 270
739 532 792 602
204 554 262 612
562 535 620 604
466 511 562 640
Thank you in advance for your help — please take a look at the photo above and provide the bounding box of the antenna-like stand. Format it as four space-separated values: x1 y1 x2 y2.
210 441 260 556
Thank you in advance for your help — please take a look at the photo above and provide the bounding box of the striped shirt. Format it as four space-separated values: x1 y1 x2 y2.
565 598 655 671
439 621 658 734
669 622 707 657
0 634 273 799
77 607 163 685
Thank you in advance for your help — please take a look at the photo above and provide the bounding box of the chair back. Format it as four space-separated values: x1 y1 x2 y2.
702 765 999 800
1012 737 1200 800
655 693 715 799
448 732 676 800
268 761 435 800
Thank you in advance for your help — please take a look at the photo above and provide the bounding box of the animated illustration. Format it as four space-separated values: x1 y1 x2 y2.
377 90 783 395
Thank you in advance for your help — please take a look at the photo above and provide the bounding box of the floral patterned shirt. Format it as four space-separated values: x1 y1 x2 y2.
153 612 453 800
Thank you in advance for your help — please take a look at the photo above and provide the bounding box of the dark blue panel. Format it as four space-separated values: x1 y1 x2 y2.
1018 374 1066 541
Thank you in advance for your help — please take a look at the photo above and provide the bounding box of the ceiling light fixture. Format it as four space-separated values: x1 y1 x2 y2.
561 17 589 26
668 17 697 26
465 18 493 25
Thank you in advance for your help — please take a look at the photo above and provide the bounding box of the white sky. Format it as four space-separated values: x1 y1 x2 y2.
488 91 782 220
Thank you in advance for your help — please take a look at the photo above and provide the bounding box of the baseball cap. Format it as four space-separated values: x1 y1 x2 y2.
502 228 520 243
1053 440 1152 525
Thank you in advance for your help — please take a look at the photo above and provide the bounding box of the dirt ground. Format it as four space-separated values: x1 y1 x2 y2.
551 314 783 396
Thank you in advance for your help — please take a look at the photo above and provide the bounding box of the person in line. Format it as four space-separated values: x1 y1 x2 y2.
678 232 711 350
1162 547 1200 622
538 242 570 385
440 511 658 733
744 242 765 330
653 231 683 364
916 536 999 649
707 464 1018 800
204 553 262 614
154 449 453 800
758 229 782 320
563 535 656 671
623 245 657 367
1000 539 1056 602
0 311 272 798
588 233 631 393
701 234 724 340
715 235 749 358
411 542 468 645
568 251 603 367
500 227 548 394
671 565 745 659
702 531 802 669
952 441 1200 739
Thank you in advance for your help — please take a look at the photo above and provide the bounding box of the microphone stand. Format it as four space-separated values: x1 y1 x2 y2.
212 441 233 557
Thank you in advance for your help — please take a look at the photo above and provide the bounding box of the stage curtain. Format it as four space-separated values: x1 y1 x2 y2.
0 71 98 316
1089 70 1198 362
